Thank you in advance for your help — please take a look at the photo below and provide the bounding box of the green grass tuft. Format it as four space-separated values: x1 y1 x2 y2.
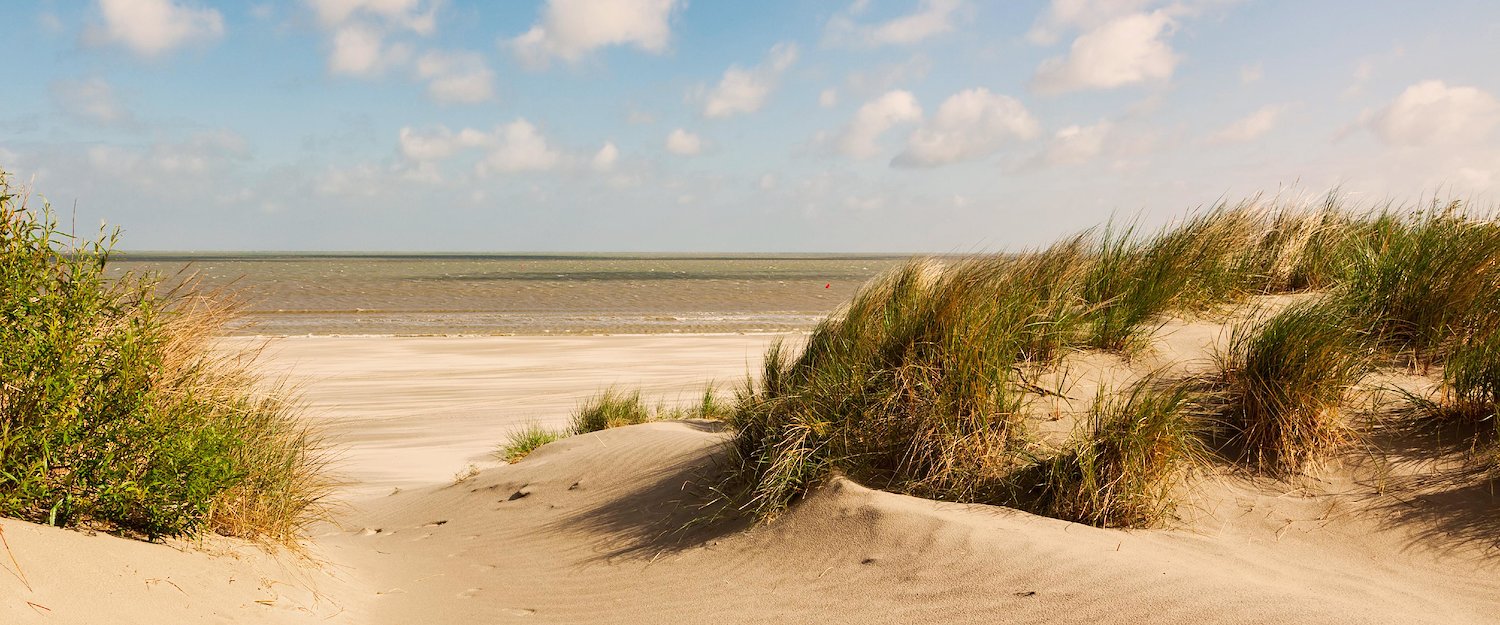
1210 300 1372 474
1017 377 1203 528
571 387 652 433
498 423 569 463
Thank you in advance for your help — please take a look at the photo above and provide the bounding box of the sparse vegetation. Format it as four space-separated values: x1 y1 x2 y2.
0 172 329 542
571 387 653 433
499 423 569 463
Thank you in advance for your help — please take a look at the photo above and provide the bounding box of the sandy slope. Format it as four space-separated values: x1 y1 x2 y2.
5 326 1500 623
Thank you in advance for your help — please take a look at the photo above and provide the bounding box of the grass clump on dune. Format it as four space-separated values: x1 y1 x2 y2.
499 423 569 463
0 173 329 542
1208 300 1373 474
571 387 653 433
724 255 1088 521
1016 378 1203 528
1339 203 1500 363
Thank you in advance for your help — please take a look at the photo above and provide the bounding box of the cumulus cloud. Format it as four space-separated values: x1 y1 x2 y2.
1031 11 1177 94
510 0 681 69
415 51 496 104
328 25 412 76
834 90 923 159
665 128 703 155
397 121 565 175
86 130 249 178
310 0 438 76
50 78 133 126
480 120 563 174
88 0 224 58
698 43 798 118
1369 80 1500 146
1042 120 1113 166
819 88 839 108
1025 0 1153 45
825 0 965 47
894 88 1039 167
397 126 491 161
1210 105 1283 144
592 141 619 170
307 0 437 34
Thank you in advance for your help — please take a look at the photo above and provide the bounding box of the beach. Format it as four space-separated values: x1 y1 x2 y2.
8 254 1500 623
5 317 1499 624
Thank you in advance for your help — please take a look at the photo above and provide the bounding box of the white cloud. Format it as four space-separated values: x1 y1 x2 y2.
844 54 932 97
480 120 563 174
86 130 249 178
835 90 923 159
1210 105 1283 144
1369 80 1500 147
819 88 839 108
825 0 964 47
328 24 411 76
894 88 1039 167
398 126 491 161
90 0 224 58
510 0 681 69
1043 120 1112 166
1031 11 1177 94
50 78 132 126
1025 0 1153 45
307 0 436 35
759 173 777 189
1240 63 1263 84
593 141 619 170
415 51 496 104
665 128 703 155
698 43 798 118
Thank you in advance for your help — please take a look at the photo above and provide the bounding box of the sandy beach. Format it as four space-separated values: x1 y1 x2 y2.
4 323 1499 624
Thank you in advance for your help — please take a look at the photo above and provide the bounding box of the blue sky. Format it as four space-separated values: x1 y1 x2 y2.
2 0 1499 252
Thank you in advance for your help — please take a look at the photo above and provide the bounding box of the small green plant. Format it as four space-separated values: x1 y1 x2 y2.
571 387 652 433
499 423 569 463
1017 378 1203 528
1210 300 1372 473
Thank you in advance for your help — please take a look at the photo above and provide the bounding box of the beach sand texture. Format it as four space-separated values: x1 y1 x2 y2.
4 318 1499 624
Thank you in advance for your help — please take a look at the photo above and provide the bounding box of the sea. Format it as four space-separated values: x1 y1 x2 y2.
106 253 907 336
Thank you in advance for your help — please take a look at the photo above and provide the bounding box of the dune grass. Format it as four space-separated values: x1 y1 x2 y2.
499 423 570 463
710 193 1500 529
571 387 653 433
0 173 329 542
1015 377 1203 528
1208 300 1373 474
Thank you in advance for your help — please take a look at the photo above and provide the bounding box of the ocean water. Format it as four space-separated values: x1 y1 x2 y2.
106 253 906 335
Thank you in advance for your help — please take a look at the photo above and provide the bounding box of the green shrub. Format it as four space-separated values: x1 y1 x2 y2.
0 173 327 541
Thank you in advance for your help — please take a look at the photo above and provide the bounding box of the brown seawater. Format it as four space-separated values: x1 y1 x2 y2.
107 253 906 335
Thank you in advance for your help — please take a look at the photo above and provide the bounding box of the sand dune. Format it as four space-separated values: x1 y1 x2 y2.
5 327 1499 623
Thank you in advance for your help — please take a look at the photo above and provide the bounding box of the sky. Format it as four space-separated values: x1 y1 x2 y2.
2 1 1500 252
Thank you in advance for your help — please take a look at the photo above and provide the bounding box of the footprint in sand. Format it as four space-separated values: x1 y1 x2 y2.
503 608 536 616
457 588 483 599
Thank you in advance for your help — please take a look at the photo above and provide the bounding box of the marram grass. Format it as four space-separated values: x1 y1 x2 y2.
710 193 1500 529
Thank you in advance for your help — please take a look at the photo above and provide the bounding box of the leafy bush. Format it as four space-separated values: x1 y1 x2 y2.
0 173 327 541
